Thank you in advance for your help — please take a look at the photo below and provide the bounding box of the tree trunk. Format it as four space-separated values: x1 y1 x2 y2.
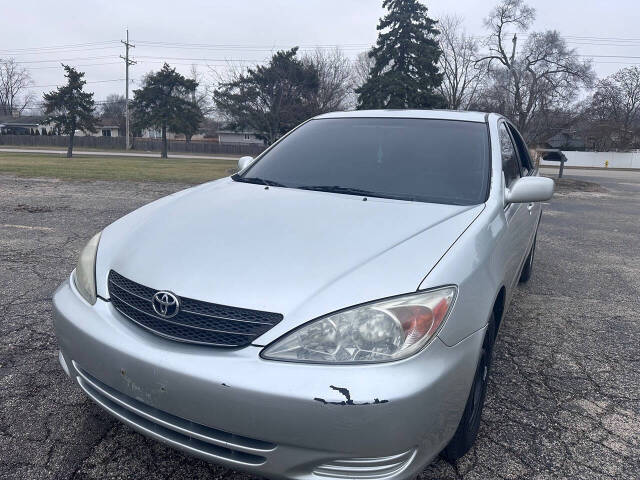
161 123 168 159
67 131 75 158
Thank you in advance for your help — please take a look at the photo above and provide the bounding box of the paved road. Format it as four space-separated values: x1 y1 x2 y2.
0 172 638 479
540 166 640 182
0 147 241 161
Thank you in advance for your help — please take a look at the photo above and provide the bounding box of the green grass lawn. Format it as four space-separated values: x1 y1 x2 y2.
0 152 238 183
0 144 242 158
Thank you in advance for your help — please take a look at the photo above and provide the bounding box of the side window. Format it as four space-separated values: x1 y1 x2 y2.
507 124 532 175
499 123 520 188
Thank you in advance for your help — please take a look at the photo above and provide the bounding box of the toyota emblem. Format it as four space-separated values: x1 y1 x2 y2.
152 291 180 318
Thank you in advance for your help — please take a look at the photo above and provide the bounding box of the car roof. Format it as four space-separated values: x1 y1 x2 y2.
314 109 488 123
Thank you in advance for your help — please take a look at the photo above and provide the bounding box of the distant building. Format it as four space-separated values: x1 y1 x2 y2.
138 128 265 145
0 116 120 137
0 116 52 135
544 131 586 150
141 128 166 139
140 129 193 140
217 130 265 145
77 125 120 137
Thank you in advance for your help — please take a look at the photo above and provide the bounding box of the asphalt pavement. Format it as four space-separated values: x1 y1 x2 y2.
0 169 638 479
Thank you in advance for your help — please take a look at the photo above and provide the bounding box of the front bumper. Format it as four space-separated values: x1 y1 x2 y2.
53 277 485 480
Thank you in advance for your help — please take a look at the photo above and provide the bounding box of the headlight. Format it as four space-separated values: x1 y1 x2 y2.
261 286 456 363
73 231 102 305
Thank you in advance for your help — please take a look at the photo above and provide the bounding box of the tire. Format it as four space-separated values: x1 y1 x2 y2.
519 235 537 283
441 314 496 463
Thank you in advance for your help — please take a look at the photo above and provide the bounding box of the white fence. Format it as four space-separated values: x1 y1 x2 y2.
540 151 640 169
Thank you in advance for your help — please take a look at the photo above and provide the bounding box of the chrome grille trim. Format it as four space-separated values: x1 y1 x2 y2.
74 362 275 464
313 450 416 479
108 270 283 347
177 307 275 325
108 279 151 303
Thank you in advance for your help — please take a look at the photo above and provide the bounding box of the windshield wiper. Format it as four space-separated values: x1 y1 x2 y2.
232 175 289 188
297 185 415 201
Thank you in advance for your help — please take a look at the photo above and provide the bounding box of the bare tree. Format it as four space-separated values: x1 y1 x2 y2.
438 15 487 110
189 64 214 117
303 48 355 111
481 0 594 141
587 66 640 150
352 51 374 91
0 58 34 116
101 93 126 133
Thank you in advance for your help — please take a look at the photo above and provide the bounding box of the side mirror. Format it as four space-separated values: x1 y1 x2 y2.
505 176 554 204
238 156 254 171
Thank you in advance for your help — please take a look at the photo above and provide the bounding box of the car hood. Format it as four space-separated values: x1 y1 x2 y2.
96 178 483 343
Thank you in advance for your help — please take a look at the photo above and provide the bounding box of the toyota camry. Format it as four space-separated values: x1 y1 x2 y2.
53 110 554 479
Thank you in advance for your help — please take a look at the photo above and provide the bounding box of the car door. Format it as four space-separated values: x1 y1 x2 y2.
498 122 530 290
506 123 540 250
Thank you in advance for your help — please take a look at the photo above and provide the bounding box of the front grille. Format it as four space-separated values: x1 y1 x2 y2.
108 270 283 347
74 362 274 466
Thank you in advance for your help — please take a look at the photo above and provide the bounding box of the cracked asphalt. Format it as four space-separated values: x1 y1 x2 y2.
1 170 638 479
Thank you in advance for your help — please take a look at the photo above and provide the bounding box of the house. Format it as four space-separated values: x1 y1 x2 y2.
0 116 53 135
0 116 119 137
216 130 264 145
137 124 264 144
545 131 586 150
140 128 181 140
76 125 120 137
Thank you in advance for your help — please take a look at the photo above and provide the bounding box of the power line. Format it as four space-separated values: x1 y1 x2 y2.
477 33 640 42
15 50 640 67
4 34 640 53
31 78 128 88
136 60 256 66
555 35 640 42
6 34 640 65
28 62 123 70
2 46 123 57
28 99 132 107
576 54 640 59
592 61 640 65
135 40 371 48
136 55 271 62
137 45 368 53
13 55 119 65
0 40 119 54
2 34 640 56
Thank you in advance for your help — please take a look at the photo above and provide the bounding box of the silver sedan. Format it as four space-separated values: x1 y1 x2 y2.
53 110 553 480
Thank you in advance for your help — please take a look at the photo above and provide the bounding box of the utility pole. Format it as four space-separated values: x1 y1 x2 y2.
509 33 518 121
510 33 517 63
120 29 136 150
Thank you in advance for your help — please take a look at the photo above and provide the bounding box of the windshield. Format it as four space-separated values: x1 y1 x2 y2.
236 118 490 205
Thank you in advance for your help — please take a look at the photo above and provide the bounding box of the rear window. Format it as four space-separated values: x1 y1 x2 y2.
239 118 490 205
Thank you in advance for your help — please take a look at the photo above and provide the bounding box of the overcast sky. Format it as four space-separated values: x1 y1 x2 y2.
2 0 639 109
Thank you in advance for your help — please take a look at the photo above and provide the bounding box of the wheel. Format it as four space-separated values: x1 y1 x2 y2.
441 314 496 462
519 235 537 283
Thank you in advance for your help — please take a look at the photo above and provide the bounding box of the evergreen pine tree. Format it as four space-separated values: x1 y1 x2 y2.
213 48 320 145
357 0 445 109
43 65 97 157
131 63 202 158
